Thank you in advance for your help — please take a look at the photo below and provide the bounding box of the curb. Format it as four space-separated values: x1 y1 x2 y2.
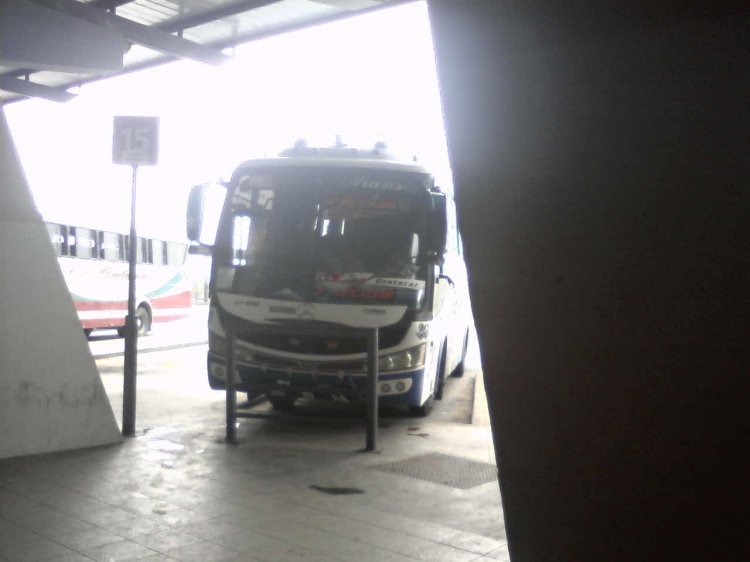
92 340 207 360
471 368 492 427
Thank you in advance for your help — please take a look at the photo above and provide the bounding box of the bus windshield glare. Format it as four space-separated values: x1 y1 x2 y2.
216 168 431 310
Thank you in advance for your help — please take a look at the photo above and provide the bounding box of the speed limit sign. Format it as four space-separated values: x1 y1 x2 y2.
112 116 159 166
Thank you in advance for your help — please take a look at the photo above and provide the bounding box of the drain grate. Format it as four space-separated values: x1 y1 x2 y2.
309 485 365 495
371 452 497 490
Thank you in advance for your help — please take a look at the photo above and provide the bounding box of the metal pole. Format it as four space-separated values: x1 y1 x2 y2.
366 328 379 451
225 321 238 444
122 165 138 436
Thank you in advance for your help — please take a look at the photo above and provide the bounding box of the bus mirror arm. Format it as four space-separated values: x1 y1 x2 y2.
428 251 445 267
438 273 455 287
429 251 448 282
188 244 212 256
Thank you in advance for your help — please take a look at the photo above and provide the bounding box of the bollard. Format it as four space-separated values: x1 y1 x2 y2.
225 321 238 444
366 328 379 451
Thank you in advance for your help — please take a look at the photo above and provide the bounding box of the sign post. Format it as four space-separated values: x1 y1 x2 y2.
112 116 159 437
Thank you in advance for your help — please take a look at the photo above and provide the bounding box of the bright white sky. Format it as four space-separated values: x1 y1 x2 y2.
4 1 451 241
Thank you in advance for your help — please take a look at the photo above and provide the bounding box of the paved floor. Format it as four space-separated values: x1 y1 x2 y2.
1 319 506 562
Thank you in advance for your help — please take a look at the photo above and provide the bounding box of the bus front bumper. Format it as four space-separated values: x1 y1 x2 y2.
207 353 423 406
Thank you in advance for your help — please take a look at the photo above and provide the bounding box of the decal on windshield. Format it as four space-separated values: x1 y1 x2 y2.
315 273 396 301
343 176 408 191
322 192 409 219
371 278 425 290
314 273 424 303
329 194 398 211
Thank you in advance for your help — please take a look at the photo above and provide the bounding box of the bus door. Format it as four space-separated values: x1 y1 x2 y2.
430 191 453 332
430 192 466 370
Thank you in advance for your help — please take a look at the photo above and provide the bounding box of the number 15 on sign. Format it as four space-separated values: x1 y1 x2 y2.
112 116 159 166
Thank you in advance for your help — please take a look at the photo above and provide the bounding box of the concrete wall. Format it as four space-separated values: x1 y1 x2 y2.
0 110 121 459
428 3 746 560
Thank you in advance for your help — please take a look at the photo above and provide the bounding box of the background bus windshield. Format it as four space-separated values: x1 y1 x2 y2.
220 168 429 308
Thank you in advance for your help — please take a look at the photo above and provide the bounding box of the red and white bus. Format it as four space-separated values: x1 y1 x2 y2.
45 222 192 337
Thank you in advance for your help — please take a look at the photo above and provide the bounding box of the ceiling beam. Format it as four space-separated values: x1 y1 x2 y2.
0 76 76 103
0 0 124 73
31 0 231 66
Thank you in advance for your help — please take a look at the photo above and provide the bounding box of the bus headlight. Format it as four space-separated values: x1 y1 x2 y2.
378 344 426 373
210 361 227 381
209 331 225 357
235 346 255 363
209 333 255 363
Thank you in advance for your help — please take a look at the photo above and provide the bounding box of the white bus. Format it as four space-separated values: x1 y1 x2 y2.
187 144 471 416
45 222 192 337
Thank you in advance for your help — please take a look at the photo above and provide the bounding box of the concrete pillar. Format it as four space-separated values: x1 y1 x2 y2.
428 3 746 560
0 110 121 459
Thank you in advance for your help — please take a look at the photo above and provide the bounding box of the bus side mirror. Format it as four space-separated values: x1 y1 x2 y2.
187 183 226 248
430 191 448 256
429 252 446 268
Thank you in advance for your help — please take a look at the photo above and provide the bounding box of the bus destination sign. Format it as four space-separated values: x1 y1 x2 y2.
112 116 160 166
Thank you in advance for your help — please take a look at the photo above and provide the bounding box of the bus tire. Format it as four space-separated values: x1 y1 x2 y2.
451 330 470 378
410 348 444 417
434 344 446 401
409 394 434 417
136 305 151 336
269 395 296 411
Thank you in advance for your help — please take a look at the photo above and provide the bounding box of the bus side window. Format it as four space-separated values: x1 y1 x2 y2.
151 240 167 265
127 236 150 264
100 231 123 261
143 238 151 264
166 242 186 266
232 215 252 266
72 227 97 259
45 223 67 256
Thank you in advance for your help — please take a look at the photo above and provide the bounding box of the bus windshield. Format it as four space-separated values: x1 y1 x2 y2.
216 167 431 309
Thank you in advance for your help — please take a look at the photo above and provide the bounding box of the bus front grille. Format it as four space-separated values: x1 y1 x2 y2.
238 322 408 355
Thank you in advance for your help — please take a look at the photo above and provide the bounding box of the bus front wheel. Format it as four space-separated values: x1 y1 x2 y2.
409 347 445 417
269 395 296 412
117 306 151 337
451 330 470 378
409 393 434 418
135 306 151 336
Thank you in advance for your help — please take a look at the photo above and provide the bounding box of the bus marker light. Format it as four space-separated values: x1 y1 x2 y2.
211 364 226 380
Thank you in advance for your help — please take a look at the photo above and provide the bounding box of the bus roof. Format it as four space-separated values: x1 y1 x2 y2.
232 155 434 178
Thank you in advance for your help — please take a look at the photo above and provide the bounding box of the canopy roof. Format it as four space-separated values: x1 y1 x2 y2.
0 0 408 104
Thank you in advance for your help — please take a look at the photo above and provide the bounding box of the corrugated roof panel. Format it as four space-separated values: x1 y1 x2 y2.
116 0 184 26
167 0 235 19
183 0 339 45
310 1 382 8
236 0 337 29
117 0 253 27
181 20 234 44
